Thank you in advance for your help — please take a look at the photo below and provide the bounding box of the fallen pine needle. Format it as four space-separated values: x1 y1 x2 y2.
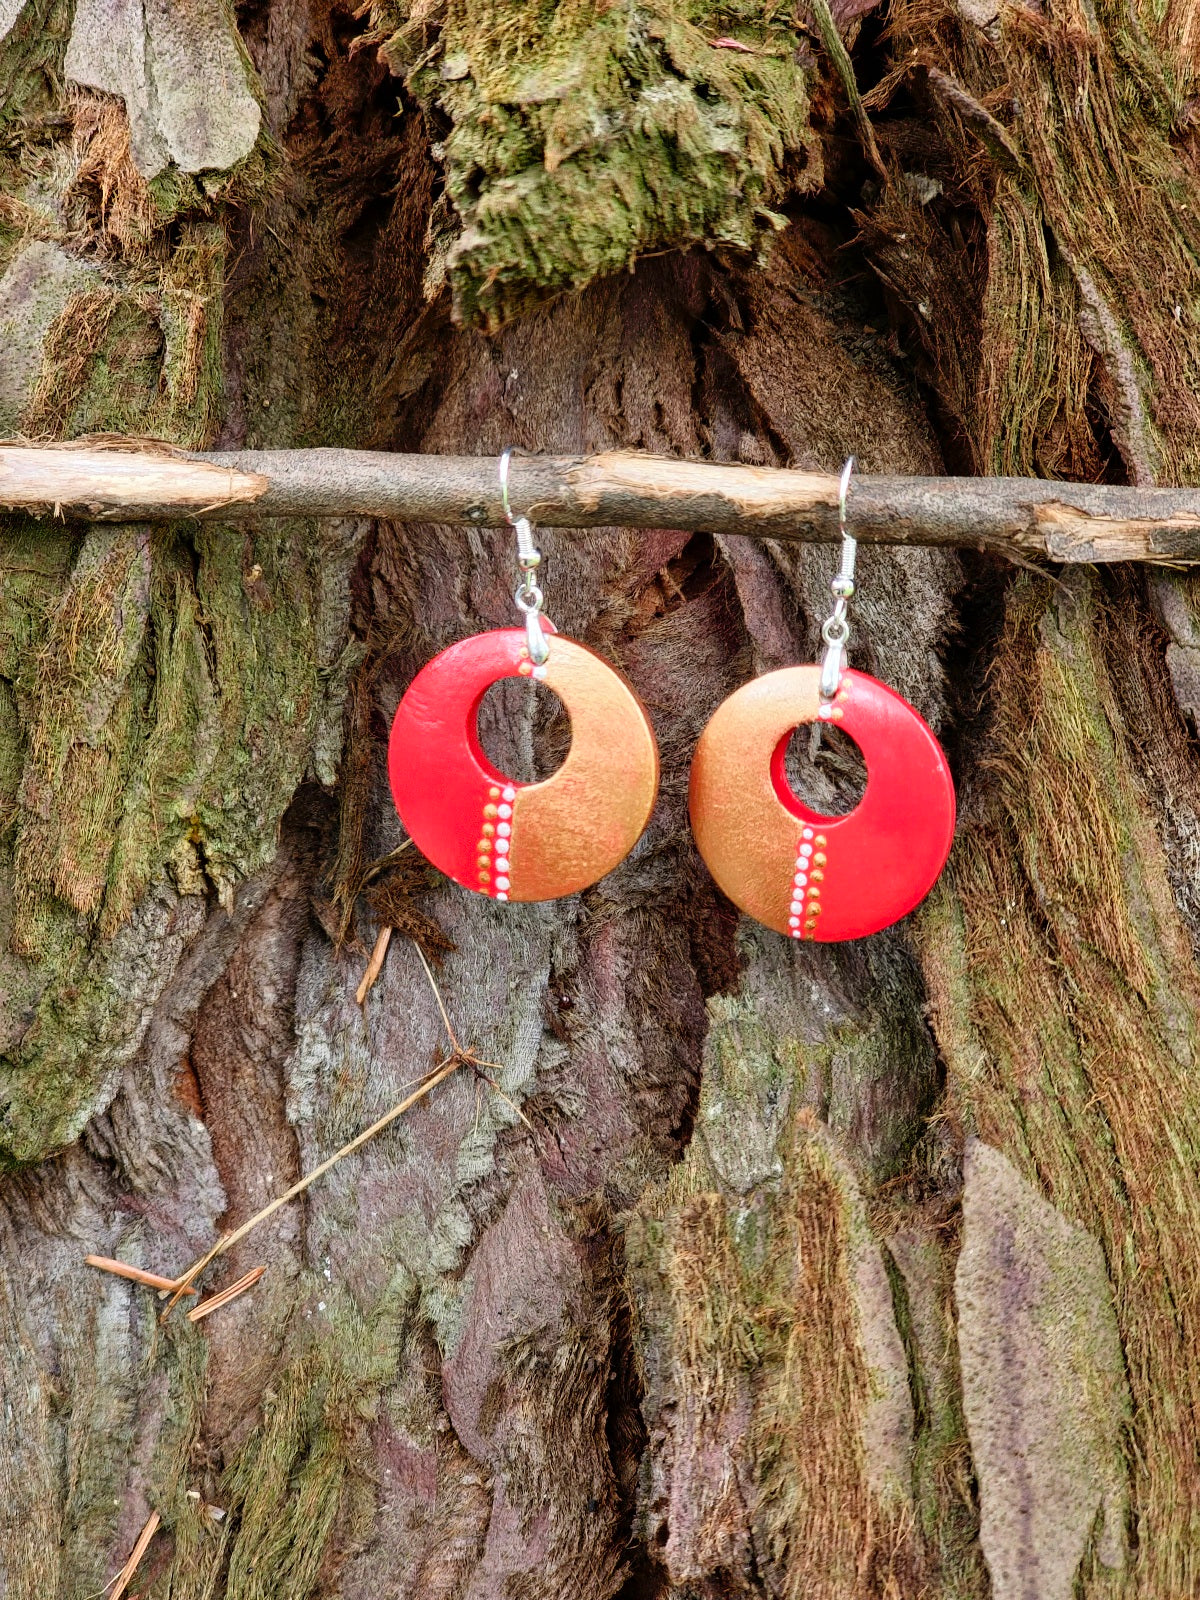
160 939 520 1322
107 1509 160 1600
355 923 392 1005
188 1265 266 1323
413 942 456 1042
411 944 531 1127
468 1061 535 1133
85 1256 198 1295
162 1052 462 1319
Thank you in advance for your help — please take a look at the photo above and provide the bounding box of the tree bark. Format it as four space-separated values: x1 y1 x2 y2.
2 2 1199 1599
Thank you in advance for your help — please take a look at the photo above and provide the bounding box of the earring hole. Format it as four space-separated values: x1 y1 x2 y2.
475 678 570 784
781 723 866 817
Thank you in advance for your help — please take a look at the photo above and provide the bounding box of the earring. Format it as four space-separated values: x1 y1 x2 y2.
689 459 955 942
388 450 660 902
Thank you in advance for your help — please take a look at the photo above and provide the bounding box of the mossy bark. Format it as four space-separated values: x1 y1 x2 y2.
3 1 1200 1597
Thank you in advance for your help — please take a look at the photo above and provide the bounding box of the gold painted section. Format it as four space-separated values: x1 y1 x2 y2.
689 666 822 935
508 637 659 900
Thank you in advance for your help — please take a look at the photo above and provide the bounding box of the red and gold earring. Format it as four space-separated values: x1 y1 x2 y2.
388 450 660 902
689 460 955 942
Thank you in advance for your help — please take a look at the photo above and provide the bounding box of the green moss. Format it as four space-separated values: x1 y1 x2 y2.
220 1274 413 1600
0 520 76 798
148 1319 211 1514
0 0 70 136
0 513 361 1162
0 187 360 1169
143 126 281 233
21 223 226 445
673 926 937 1197
383 0 818 327
61 1310 217 1600
0 0 339 1181
625 901 960 1584
11 524 152 930
49 1271 199 1597
630 1114 923 1594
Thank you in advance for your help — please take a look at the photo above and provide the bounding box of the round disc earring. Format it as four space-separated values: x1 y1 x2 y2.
689 459 955 941
387 450 660 902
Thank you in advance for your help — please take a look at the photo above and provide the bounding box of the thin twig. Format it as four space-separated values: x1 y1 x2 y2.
107 1510 160 1600
85 1256 199 1295
413 941 460 1050
412 941 533 1130
187 1266 266 1323
355 923 393 1005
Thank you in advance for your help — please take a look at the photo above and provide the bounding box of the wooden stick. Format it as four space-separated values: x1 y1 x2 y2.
84 1255 199 1294
4 441 1200 563
108 1509 160 1600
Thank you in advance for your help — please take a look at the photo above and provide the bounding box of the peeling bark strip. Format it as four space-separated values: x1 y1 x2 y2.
956 1141 1129 1600
6 444 1200 561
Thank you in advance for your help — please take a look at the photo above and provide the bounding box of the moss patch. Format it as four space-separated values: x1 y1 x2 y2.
0 515 360 1162
0 0 70 143
380 0 819 328
219 1274 412 1600
0 0 360 1169
630 1111 925 1596
627 925 946 1592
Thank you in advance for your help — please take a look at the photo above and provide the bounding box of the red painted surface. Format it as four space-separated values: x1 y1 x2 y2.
769 670 955 941
388 631 527 898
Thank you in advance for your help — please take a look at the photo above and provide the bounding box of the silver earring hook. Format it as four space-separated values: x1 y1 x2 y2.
838 455 855 541
820 456 857 700
498 448 549 665
498 446 517 526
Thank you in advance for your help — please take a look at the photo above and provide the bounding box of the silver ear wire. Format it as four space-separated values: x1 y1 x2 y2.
499 448 549 665
819 457 857 700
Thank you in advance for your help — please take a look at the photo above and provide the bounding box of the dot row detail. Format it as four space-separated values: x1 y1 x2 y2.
790 678 851 939
477 783 516 900
817 677 851 723
789 826 830 939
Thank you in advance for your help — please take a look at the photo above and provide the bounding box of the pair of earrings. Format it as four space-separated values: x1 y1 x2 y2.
388 456 956 943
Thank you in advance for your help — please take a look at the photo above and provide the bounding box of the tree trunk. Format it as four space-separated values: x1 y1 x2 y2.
2 2 1198 1598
